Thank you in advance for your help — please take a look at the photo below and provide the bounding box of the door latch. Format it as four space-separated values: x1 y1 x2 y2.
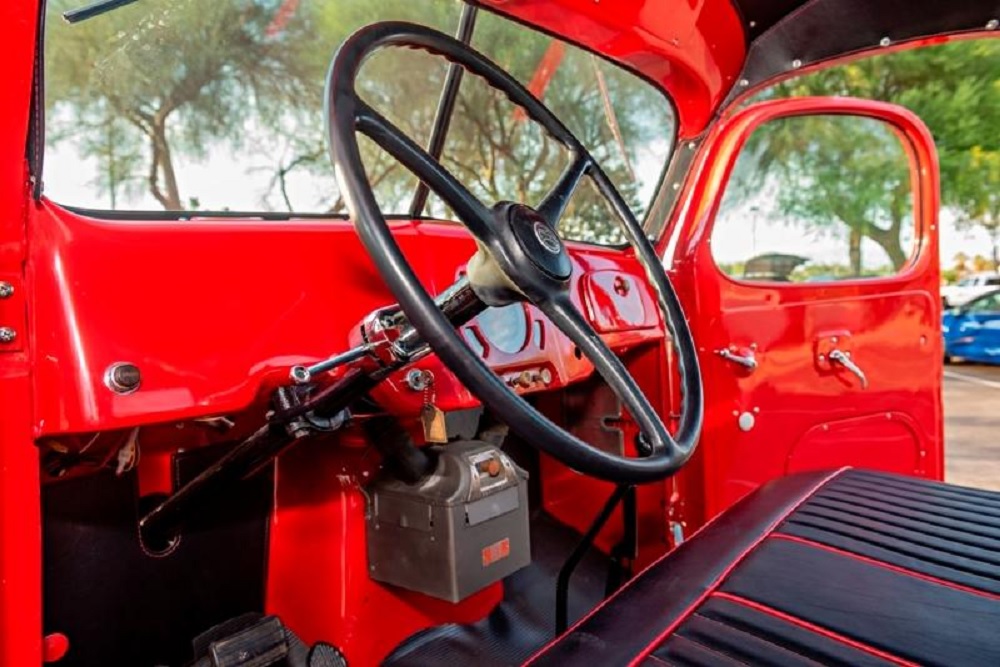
716 347 757 371
828 349 868 389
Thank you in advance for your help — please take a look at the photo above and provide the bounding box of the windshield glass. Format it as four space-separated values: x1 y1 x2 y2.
43 0 676 245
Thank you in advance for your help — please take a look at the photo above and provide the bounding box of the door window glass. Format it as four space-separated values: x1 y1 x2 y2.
711 115 916 283
967 293 1000 313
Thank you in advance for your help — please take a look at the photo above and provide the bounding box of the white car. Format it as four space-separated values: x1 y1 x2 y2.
941 272 1000 307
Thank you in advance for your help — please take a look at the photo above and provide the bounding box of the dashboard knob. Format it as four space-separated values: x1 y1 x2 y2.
514 370 533 388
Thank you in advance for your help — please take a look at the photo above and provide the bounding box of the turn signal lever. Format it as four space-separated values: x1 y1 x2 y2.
141 277 487 547
290 276 486 385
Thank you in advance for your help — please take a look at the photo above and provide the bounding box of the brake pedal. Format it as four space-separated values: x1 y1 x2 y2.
207 615 288 667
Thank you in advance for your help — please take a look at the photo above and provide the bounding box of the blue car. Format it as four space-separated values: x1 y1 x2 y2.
942 289 1000 363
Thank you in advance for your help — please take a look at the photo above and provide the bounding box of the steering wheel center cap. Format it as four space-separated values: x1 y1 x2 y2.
505 203 573 281
533 220 562 254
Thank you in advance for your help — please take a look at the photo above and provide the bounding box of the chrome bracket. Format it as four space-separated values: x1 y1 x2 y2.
829 349 868 389
716 347 757 371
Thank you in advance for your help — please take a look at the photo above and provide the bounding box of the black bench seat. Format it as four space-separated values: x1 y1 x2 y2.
530 468 1000 667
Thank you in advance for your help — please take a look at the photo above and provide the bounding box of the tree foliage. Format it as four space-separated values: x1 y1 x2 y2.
750 40 1000 267
724 115 912 273
43 0 673 243
47 0 319 210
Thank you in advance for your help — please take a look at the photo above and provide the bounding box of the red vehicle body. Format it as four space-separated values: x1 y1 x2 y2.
0 1 996 666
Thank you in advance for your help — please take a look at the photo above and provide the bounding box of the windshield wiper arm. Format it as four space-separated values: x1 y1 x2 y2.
63 0 142 24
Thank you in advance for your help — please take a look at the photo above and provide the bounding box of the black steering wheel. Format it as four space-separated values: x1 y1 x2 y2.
325 22 702 484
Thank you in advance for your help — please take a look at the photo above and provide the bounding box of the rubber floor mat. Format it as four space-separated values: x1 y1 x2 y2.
383 512 613 666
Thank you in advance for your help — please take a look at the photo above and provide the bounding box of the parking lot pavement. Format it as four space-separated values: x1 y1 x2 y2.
945 363 1000 491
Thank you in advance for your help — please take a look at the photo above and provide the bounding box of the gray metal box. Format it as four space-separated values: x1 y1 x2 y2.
366 441 530 602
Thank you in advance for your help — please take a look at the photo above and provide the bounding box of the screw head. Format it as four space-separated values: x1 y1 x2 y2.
405 369 433 392
0 282 13 299
0 327 16 343
791 59 803 69
987 19 998 30
104 362 141 394
613 275 631 296
289 365 311 384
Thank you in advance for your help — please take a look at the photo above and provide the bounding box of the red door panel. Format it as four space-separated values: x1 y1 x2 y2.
666 98 944 520
787 412 925 476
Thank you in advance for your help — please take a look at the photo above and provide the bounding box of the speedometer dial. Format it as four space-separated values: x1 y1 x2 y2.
474 304 529 355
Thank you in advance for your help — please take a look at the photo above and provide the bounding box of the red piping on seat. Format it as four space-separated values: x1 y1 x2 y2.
623 467 849 667
711 591 918 666
523 473 744 664
524 468 850 666
772 533 1000 602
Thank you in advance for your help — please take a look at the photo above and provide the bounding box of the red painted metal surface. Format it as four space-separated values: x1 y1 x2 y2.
266 436 504 665
0 0 42 664
663 97 943 523
27 204 663 436
538 340 679 566
25 201 673 663
0 2 954 666
482 0 747 137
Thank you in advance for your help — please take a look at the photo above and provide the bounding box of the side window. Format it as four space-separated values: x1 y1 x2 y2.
711 115 916 283
968 293 1000 313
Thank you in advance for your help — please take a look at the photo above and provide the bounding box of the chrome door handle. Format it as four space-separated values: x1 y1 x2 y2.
717 348 757 371
829 349 868 389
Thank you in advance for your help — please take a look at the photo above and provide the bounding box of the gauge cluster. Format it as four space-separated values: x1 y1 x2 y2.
445 267 663 397
469 303 530 355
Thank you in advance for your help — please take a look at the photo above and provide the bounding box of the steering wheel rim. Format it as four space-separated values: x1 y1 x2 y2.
326 21 703 484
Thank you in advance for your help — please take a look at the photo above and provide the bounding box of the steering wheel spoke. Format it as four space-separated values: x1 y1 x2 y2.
536 294 672 455
355 102 497 246
537 156 590 228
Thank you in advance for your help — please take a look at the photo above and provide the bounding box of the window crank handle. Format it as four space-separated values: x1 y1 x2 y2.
829 349 868 389
717 348 757 371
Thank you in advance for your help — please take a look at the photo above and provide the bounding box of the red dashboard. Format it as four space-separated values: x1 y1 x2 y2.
28 201 664 439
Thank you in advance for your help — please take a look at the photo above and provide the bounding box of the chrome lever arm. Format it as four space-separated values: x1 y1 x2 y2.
716 348 757 371
829 349 868 389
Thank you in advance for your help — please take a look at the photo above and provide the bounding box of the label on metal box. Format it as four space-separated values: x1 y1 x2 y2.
481 537 511 567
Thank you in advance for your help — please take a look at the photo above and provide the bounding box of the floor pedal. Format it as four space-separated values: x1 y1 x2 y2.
190 614 346 667
207 615 287 667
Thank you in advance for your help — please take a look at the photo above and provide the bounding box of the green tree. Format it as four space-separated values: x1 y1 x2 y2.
750 40 1000 268
43 0 673 245
452 12 671 243
726 114 912 272
46 0 319 210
